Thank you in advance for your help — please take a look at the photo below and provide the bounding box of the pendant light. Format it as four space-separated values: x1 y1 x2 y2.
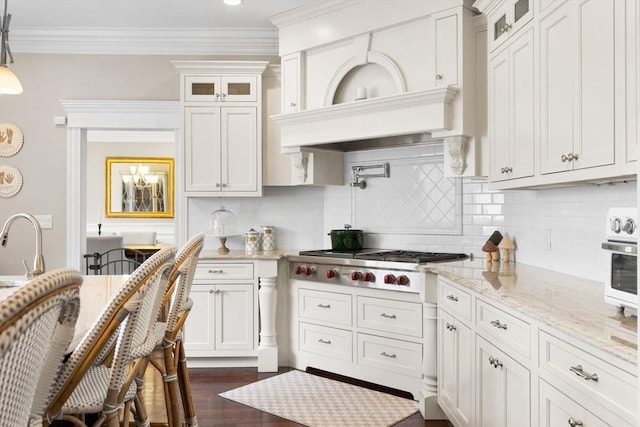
0 0 22 95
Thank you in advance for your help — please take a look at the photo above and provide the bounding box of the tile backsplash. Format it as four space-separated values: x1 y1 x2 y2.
188 145 637 282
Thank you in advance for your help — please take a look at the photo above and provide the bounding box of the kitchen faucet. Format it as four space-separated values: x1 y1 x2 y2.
1 213 45 278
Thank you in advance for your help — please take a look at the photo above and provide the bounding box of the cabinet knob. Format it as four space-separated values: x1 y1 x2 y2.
568 418 584 427
215 93 220 98
214 289 221 294
290 102 296 107
567 152 578 161
216 183 221 187
436 74 443 80
222 183 227 188
503 23 512 32
208 289 214 294
221 93 227 98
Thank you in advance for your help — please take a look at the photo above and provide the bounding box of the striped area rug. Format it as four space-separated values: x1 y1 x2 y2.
219 369 419 427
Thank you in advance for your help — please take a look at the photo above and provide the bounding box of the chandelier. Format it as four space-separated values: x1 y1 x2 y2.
121 164 165 213
0 0 22 94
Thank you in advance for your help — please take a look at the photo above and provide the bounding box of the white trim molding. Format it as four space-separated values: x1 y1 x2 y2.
62 100 181 271
12 27 279 56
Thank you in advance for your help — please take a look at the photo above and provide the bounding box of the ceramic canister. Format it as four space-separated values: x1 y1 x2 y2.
261 225 275 251
245 228 260 253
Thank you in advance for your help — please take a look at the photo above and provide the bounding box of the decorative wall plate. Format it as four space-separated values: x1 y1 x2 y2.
0 164 23 197
0 122 24 157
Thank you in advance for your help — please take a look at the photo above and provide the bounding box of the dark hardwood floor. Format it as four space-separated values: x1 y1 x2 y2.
141 366 454 427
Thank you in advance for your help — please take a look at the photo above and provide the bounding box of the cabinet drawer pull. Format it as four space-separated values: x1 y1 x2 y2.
381 351 397 358
380 313 397 319
446 294 459 302
489 319 507 330
568 418 584 427
569 364 598 382
445 323 457 331
208 269 224 274
317 338 331 344
317 303 331 309
488 356 503 368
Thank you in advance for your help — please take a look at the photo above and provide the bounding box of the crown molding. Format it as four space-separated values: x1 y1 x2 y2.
11 27 279 56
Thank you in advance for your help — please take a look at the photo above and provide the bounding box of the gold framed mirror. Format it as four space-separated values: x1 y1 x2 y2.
106 157 174 218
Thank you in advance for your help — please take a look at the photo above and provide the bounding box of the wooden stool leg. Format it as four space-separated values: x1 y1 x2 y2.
163 340 183 427
175 341 198 426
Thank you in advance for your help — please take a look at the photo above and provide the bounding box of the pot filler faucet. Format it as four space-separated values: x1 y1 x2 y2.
1 213 45 278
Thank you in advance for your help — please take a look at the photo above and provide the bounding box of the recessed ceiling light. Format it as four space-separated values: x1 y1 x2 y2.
224 0 242 5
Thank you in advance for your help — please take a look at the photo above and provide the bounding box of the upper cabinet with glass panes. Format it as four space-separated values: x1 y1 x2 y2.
184 75 258 102
487 0 532 52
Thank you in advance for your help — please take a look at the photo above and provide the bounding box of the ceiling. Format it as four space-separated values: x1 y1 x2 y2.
5 0 315 55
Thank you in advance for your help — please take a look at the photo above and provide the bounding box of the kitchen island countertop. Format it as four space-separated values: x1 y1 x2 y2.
424 258 637 366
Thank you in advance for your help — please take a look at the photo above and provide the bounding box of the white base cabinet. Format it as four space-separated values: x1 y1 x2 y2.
289 279 439 418
436 276 637 427
184 262 257 358
183 258 279 372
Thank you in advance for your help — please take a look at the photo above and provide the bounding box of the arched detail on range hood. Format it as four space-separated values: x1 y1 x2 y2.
323 50 407 107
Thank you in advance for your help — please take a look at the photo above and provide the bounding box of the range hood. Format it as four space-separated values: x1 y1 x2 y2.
272 87 459 152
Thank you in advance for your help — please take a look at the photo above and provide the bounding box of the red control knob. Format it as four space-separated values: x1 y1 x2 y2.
351 271 362 281
363 272 375 282
384 274 396 284
294 265 304 275
396 275 410 286
326 269 338 279
304 266 316 276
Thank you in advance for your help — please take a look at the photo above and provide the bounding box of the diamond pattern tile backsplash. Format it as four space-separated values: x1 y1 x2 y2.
352 156 462 235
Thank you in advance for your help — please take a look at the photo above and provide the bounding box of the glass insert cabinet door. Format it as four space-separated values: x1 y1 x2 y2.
106 157 174 218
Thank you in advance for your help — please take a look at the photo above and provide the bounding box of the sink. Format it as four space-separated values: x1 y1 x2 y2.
0 276 28 287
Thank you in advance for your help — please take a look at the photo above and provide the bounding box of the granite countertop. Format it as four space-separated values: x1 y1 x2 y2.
424 259 637 365
199 249 294 260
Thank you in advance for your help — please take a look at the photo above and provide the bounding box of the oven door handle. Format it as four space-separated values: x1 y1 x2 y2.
602 242 637 255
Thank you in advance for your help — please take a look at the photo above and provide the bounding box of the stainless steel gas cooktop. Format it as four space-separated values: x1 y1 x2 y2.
298 249 468 263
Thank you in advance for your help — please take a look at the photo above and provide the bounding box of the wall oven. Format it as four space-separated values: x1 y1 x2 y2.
603 208 637 311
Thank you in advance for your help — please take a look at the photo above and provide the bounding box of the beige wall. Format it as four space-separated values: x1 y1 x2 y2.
0 53 276 274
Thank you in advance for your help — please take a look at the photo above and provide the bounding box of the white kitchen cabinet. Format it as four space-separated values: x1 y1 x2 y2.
487 0 532 52
489 27 535 182
539 379 634 427
174 61 267 198
185 75 258 103
433 10 459 88
288 281 427 408
280 53 305 114
438 309 473 427
184 106 259 195
184 261 258 358
476 335 531 427
539 0 615 175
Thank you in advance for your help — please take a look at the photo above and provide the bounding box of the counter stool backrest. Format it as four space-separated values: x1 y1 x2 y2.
0 268 82 427
45 245 176 422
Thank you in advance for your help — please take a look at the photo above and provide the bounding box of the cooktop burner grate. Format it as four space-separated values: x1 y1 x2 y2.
298 249 468 263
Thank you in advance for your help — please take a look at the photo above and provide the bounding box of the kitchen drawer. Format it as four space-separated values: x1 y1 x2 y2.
299 322 352 362
539 379 635 427
438 278 472 323
476 298 531 360
195 262 254 281
539 330 637 419
357 333 422 377
298 288 352 327
357 296 422 338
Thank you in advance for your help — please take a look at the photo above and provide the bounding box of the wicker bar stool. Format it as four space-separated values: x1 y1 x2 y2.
137 233 204 427
44 245 176 427
0 268 82 427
